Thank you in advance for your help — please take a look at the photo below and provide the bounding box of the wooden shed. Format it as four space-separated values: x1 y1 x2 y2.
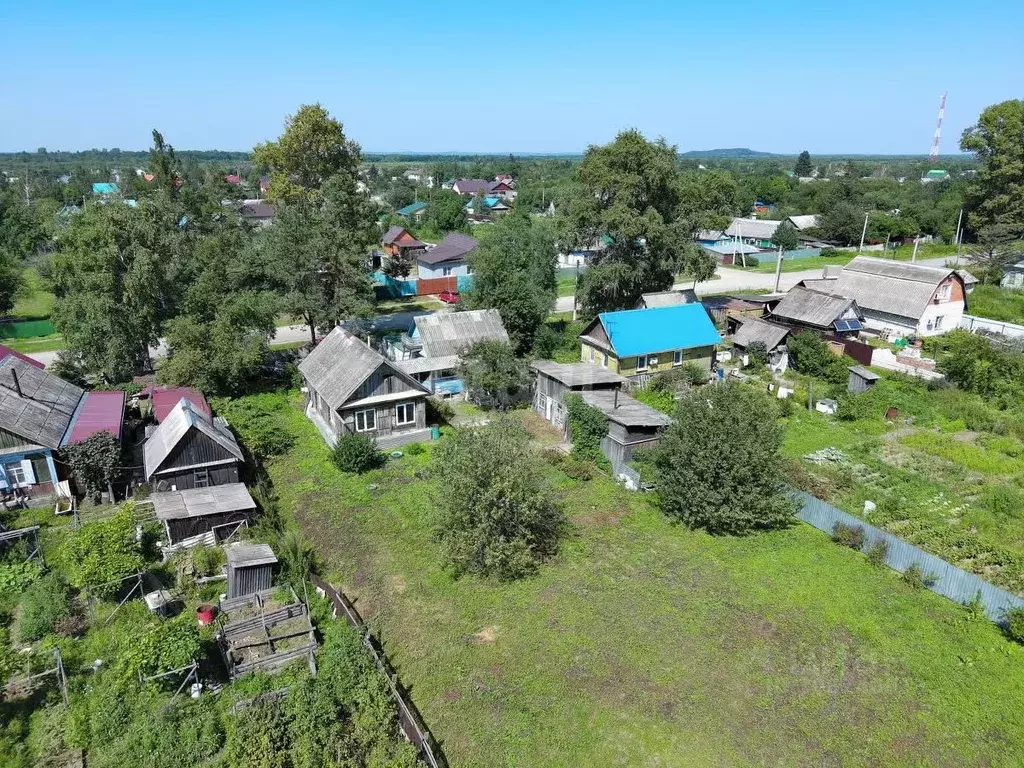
530 361 628 434
144 398 245 491
578 390 672 469
151 483 257 546
847 365 881 393
226 543 278 598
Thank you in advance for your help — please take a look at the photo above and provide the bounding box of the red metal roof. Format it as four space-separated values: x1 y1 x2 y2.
63 390 126 445
0 344 45 370
151 386 211 423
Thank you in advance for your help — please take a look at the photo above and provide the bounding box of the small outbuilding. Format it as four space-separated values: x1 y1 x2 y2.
530 361 628 433
226 543 278 599
577 390 672 468
847 365 881 393
152 483 258 546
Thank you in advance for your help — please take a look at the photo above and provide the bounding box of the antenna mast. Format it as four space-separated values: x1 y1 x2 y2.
929 92 947 163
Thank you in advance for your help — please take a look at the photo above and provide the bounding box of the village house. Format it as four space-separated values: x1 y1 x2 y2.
636 289 699 309
382 225 427 261
140 385 211 423
0 357 126 504
144 398 245 492
530 361 627 433
403 168 433 187
239 200 276 227
395 201 427 221
464 196 510 221
415 232 478 290
558 235 611 267
700 295 767 329
1002 259 1024 290
810 256 968 337
451 177 516 201
389 309 510 396
768 286 865 337
724 217 781 249
298 327 432 449
579 304 721 381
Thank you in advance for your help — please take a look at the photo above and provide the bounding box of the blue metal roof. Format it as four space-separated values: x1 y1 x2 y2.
92 182 119 195
598 304 721 357
397 201 427 215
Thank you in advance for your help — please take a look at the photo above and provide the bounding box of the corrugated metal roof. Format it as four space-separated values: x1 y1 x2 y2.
831 257 957 321
732 317 791 350
144 398 243 480
591 305 721 358
701 242 763 256
0 357 84 450
417 232 478 265
151 386 211 423
529 361 628 388
152 482 256 520
578 390 672 428
0 345 44 370
63 390 125 446
771 287 860 329
639 289 698 308
787 215 819 230
724 217 781 240
396 201 427 215
92 182 119 195
414 309 509 357
848 364 880 381
298 327 428 410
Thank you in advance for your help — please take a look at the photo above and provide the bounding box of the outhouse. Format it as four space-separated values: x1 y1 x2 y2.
226 543 278 598
847 365 880 393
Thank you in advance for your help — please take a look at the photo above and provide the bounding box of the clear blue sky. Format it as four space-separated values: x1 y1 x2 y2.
2 0 1021 155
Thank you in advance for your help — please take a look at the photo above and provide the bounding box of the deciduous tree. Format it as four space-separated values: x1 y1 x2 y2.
61 431 122 502
457 339 532 408
960 100 1024 237
770 220 800 252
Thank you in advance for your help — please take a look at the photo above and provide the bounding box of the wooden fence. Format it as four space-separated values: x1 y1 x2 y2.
310 574 444 768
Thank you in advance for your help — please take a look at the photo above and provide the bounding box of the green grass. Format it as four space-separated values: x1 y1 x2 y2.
11 268 55 321
748 243 961 274
2 334 64 354
260 391 1024 767
967 284 1024 325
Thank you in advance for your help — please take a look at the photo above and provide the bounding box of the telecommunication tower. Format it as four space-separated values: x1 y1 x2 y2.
929 92 947 163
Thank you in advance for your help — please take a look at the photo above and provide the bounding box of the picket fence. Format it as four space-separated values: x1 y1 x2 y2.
794 491 1024 622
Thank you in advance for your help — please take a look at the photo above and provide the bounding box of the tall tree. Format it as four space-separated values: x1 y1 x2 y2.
654 383 794 534
794 150 813 177
425 188 467 233
818 201 864 245
464 214 557 352
770 221 800 252
148 129 180 197
960 100 1024 238
457 339 532 409
964 221 1024 284
560 130 696 314
253 104 361 202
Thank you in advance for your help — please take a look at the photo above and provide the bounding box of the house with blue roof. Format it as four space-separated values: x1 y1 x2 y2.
396 200 427 220
465 196 510 220
578 304 721 380
92 182 119 196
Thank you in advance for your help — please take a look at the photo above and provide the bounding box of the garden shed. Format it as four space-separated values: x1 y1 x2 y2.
151 483 257 546
226 542 278 598
848 365 881 393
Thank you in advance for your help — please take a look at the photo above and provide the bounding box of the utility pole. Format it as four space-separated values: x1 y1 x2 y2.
738 220 746 268
954 208 964 265
773 244 784 293
858 212 869 254
911 235 920 262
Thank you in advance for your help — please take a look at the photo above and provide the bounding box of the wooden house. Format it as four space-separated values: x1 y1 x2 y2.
152 483 257 546
298 327 432 449
579 304 721 382
381 225 427 258
144 398 245 491
769 286 865 337
530 361 628 433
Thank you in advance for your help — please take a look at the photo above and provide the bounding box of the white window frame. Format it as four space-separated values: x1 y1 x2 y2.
395 402 416 426
355 408 376 432
442 265 453 277
934 315 944 330
4 462 26 487
636 354 649 372
673 349 683 366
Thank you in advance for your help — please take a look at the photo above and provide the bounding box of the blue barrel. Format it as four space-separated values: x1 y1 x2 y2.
431 426 441 440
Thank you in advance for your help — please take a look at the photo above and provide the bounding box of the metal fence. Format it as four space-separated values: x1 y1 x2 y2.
793 491 1024 621
961 314 1024 340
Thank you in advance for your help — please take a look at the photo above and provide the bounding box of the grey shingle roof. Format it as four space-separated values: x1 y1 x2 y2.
414 309 509 357
152 483 256 520
831 257 958 322
578 390 672 428
724 217 782 240
732 317 791 350
529 361 628 388
298 327 428 410
144 398 244 480
771 287 860 329
0 357 84 450
417 232 478 265
639 289 698 308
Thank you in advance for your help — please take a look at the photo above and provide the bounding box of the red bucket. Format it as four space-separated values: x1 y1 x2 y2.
196 604 216 626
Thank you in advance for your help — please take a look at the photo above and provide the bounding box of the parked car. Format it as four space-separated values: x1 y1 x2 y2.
439 290 460 304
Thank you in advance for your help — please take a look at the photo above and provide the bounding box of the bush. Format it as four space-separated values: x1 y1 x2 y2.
426 396 454 424
212 395 294 460
741 254 759 267
561 456 596 481
831 522 866 550
866 540 889 566
191 543 225 577
404 441 425 456
331 433 384 473
680 361 710 386
1005 607 1024 643
564 393 608 461
787 331 847 383
0 558 44 596
836 392 875 421
540 448 566 468
634 384 676 415
18 573 73 641
746 341 769 369
902 562 935 589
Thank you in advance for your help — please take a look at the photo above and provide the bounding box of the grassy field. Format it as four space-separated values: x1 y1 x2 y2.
11 268 55 320
967 284 1024 325
779 372 1024 594
259 390 1024 767
749 243 960 274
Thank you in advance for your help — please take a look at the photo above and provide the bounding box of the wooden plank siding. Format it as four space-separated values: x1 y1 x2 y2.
154 464 240 492
338 399 426 439
580 342 715 379
346 365 424 403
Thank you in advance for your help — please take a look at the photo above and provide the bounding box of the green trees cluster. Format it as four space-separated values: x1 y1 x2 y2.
457 339 532 409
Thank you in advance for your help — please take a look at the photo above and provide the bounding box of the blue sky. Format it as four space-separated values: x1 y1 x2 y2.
2 0 1021 155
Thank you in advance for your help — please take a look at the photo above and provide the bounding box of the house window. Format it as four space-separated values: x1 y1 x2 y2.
4 462 26 487
673 350 683 366
355 409 376 432
601 352 608 368
194 468 210 488
28 454 51 485
395 402 416 426
442 266 453 277
588 346 595 363
934 315 944 330
937 283 951 301
636 355 649 372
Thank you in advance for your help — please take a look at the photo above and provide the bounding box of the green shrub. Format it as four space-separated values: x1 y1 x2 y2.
565 393 608 461
331 433 384 473
680 361 710 386
426 396 455 423
191 543 225 577
746 341 769 369
902 563 935 589
1005 607 1024 643
836 392 875 422
120 614 202 677
866 540 889 566
831 522 866 550
634 385 676 415
562 456 596 481
405 441 425 456
55 505 145 597
18 573 73 642
212 394 294 460
0 558 44 596
540 448 567 468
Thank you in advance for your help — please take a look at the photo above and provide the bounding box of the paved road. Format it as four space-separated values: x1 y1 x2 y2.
28 258 954 366
553 256 953 314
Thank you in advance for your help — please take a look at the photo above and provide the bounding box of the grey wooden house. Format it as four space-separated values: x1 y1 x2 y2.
299 327 432 449
530 361 628 433
151 483 257 546
144 398 245 491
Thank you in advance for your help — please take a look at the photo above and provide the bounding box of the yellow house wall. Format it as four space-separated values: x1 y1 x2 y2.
580 342 715 377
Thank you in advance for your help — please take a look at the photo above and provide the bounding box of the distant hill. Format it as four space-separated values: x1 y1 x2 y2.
678 148 779 159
